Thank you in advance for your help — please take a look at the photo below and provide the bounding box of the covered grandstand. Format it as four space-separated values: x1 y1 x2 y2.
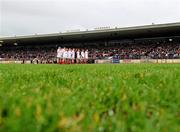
0 22 180 64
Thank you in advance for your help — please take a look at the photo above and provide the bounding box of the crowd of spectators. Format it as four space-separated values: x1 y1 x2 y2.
90 42 180 59
0 47 57 63
0 42 180 63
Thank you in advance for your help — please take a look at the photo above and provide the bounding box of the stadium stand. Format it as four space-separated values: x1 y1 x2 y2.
0 22 180 64
0 41 180 62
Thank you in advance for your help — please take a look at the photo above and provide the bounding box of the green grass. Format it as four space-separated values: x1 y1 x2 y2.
0 64 179 132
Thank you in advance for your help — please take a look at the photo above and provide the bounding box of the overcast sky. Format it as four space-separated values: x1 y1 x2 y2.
0 0 180 37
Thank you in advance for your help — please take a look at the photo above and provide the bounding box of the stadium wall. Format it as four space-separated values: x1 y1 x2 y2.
1 59 180 64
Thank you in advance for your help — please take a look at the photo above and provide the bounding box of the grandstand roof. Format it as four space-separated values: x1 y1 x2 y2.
1 22 180 45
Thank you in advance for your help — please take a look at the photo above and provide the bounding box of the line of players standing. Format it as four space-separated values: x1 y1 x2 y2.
57 47 89 64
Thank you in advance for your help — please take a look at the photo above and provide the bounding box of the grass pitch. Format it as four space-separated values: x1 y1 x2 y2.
0 64 179 132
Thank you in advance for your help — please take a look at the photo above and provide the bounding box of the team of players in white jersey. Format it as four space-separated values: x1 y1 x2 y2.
57 47 89 64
